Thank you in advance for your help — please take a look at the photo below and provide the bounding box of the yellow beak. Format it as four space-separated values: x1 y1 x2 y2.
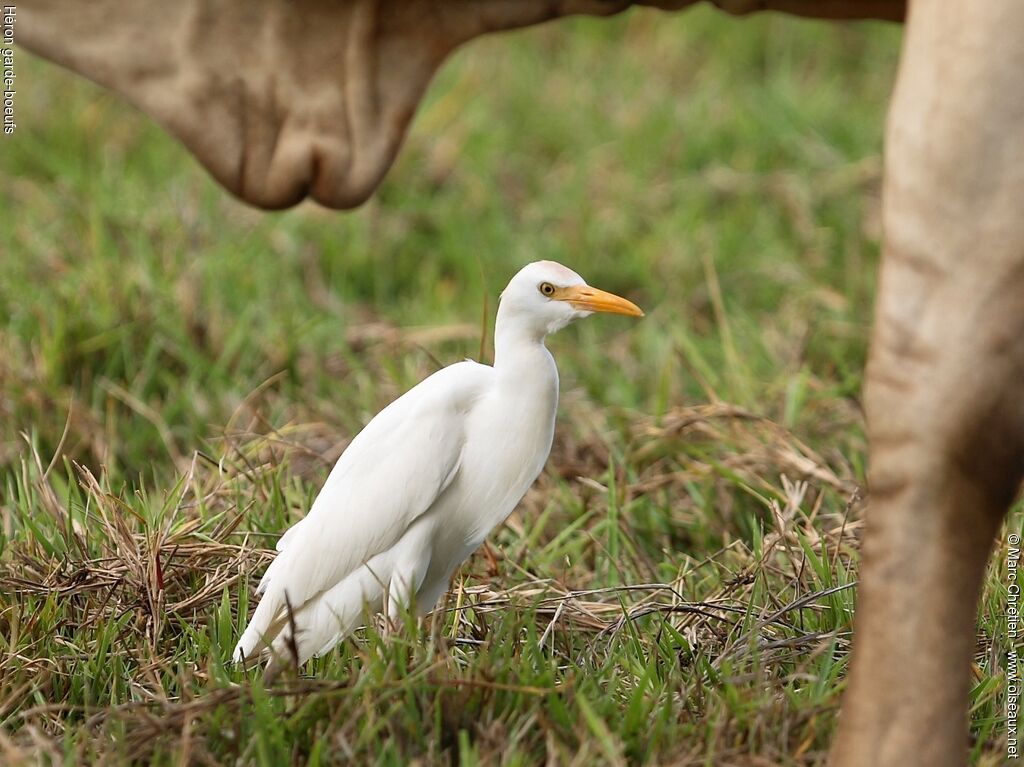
556 285 645 317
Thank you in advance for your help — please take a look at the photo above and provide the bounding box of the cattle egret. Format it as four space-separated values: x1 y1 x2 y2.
233 261 643 671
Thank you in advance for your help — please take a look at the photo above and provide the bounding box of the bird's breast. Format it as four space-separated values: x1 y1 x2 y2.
446 379 557 545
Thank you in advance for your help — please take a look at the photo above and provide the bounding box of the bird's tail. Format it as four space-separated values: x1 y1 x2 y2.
235 562 391 673
233 586 287 664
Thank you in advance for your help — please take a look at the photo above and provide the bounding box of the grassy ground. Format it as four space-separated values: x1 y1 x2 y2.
0 7 1016 765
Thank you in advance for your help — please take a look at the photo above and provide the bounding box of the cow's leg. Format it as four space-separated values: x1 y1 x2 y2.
830 2 1024 765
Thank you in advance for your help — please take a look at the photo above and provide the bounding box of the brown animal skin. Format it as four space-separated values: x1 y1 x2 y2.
17 1 1023 766
18 1 903 210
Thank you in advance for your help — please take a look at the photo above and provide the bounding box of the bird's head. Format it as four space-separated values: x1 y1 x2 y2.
499 261 644 337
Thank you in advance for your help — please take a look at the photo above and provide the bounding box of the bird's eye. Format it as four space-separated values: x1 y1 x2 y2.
539 282 555 297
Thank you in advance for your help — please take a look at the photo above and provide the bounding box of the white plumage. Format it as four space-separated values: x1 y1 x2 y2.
233 261 643 671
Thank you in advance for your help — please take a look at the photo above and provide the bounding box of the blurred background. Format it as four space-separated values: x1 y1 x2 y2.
1 8 1010 766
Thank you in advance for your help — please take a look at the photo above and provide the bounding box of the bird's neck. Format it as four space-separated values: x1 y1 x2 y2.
492 308 556 382
491 308 560 439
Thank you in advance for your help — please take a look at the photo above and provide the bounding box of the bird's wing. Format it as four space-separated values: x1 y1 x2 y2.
236 360 491 657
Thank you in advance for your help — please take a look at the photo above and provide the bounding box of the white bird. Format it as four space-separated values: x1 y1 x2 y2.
233 260 643 672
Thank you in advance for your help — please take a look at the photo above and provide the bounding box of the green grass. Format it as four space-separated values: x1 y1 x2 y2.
0 7 1016 765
